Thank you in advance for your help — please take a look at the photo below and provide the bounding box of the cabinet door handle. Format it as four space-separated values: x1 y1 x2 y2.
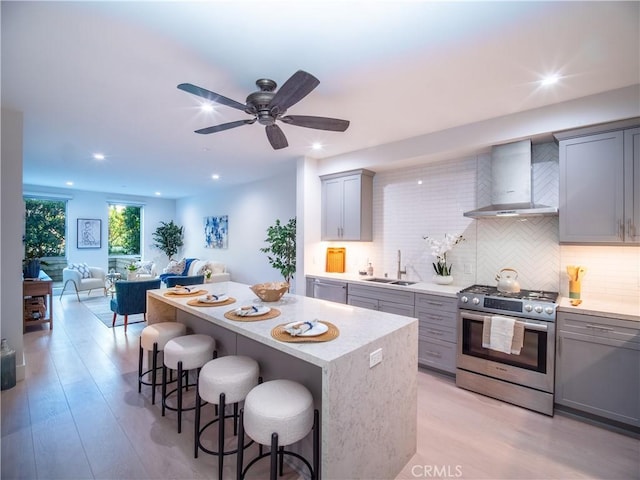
425 301 444 307
427 329 444 336
425 350 442 358
585 324 614 332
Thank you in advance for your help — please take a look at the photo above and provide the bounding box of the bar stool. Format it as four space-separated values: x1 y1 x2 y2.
162 333 216 433
194 355 260 480
138 322 187 404
237 379 319 480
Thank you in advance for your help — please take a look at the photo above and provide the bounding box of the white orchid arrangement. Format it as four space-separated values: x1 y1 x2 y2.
423 233 465 276
203 268 212 279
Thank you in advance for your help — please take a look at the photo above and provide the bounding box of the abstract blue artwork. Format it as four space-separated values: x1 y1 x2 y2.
204 215 228 249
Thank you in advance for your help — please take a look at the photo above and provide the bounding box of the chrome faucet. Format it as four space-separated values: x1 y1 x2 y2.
397 250 407 280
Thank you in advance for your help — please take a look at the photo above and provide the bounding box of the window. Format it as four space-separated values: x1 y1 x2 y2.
23 198 66 258
108 204 141 255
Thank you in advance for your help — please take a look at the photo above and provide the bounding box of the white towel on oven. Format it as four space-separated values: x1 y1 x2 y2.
482 315 516 354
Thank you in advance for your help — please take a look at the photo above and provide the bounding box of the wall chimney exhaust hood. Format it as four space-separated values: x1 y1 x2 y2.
464 139 558 218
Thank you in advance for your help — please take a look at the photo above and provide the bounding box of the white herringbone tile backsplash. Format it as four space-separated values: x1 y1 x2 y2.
328 141 638 299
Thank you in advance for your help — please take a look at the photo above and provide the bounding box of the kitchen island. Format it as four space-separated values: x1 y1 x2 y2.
147 281 418 480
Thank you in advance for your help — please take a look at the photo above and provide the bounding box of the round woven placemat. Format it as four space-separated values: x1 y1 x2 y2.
271 321 339 343
224 307 281 322
186 297 236 307
163 289 208 298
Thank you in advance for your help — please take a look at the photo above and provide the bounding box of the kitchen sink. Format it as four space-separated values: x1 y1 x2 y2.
363 277 396 283
390 280 417 286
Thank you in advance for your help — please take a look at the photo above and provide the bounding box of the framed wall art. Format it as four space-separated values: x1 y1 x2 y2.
77 218 101 249
204 215 228 249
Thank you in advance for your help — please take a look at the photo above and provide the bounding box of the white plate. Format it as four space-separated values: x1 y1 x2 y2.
235 305 271 317
198 294 228 304
171 288 194 295
284 321 328 337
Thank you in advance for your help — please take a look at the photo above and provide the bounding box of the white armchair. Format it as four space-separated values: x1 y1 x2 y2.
60 264 107 300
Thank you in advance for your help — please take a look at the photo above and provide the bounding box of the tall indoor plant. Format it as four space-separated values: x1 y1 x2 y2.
152 220 184 260
260 217 296 285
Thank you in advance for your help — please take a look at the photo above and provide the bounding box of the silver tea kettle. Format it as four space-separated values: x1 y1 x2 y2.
496 268 521 293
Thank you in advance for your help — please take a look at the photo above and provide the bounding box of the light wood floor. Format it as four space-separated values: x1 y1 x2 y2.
2 294 639 480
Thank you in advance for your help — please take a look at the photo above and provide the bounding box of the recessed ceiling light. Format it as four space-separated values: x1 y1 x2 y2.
201 103 214 113
93 153 105 160
540 74 560 86
311 142 323 151
66 181 74 186
211 174 220 180
417 180 423 185
155 192 161 196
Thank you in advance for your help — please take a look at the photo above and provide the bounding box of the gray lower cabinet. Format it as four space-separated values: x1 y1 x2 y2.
347 283 415 317
555 311 640 427
415 293 457 373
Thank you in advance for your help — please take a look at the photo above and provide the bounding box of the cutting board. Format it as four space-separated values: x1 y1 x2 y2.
326 247 346 273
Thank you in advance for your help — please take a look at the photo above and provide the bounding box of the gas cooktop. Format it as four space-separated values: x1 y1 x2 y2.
460 285 559 303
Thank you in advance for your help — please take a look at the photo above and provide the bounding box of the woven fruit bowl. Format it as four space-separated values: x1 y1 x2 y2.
250 282 289 302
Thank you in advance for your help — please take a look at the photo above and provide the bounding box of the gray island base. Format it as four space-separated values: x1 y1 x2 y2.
147 281 417 479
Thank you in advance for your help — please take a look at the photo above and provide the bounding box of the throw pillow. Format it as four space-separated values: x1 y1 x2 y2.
165 258 186 275
210 262 225 274
136 261 154 275
68 262 91 279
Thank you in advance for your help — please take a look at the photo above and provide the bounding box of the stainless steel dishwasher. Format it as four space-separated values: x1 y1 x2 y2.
311 278 347 304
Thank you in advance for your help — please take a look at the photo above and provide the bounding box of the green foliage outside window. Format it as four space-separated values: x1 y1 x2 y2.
108 205 141 255
24 198 66 259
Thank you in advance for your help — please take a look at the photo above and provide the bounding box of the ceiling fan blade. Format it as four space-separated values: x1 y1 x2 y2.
265 124 288 150
177 83 246 112
195 119 255 135
268 71 320 113
280 115 350 132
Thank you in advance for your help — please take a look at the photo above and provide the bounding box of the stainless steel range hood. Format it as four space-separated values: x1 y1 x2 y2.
464 139 558 218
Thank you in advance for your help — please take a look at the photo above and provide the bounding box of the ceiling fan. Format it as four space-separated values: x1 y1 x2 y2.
178 70 350 150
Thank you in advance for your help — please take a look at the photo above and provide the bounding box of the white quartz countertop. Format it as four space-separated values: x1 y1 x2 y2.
558 296 640 322
148 281 417 368
305 272 464 298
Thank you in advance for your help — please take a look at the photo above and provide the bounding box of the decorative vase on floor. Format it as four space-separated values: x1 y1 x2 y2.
434 275 453 285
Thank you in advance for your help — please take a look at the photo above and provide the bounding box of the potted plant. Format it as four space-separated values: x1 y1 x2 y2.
152 220 184 260
423 233 465 284
126 262 138 280
259 217 296 286
22 243 51 279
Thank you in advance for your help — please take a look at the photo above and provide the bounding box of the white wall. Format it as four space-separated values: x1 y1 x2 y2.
176 169 297 290
1 108 26 380
22 185 177 271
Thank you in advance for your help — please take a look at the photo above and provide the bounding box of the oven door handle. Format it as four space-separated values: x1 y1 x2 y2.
461 312 549 332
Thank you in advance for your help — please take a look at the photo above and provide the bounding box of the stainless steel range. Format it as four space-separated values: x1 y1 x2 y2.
456 284 559 416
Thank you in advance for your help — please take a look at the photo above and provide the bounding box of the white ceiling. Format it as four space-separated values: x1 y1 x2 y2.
2 1 639 199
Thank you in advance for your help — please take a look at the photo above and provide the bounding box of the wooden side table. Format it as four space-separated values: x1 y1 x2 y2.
23 271 53 331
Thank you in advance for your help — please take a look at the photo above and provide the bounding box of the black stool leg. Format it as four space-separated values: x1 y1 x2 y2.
279 446 284 476
313 409 319 480
151 342 158 405
161 364 167 416
138 339 143 393
177 360 183 433
194 379 201 458
233 402 239 436
270 433 279 480
218 392 226 480
237 408 245 480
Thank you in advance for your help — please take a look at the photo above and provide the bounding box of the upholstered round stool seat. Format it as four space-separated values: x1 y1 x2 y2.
194 356 260 478
162 334 216 433
141 322 187 351
164 334 215 371
244 379 314 447
238 379 318 479
138 322 187 405
199 356 260 405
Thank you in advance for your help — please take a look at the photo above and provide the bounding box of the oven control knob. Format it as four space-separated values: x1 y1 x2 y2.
472 297 480 305
544 306 554 315
524 304 533 312
534 305 543 313
461 296 468 303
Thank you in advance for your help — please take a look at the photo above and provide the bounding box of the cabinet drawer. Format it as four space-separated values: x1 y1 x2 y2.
558 313 640 345
415 308 456 328
415 293 457 314
347 284 415 306
24 281 51 297
419 322 456 344
418 338 456 373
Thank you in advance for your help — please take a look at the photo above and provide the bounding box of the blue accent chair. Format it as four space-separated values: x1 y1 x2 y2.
110 279 161 331
164 275 204 288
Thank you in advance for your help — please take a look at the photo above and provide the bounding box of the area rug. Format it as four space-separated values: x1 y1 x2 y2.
82 295 145 328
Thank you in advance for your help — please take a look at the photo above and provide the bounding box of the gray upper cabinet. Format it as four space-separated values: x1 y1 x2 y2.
320 169 374 241
558 123 640 244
